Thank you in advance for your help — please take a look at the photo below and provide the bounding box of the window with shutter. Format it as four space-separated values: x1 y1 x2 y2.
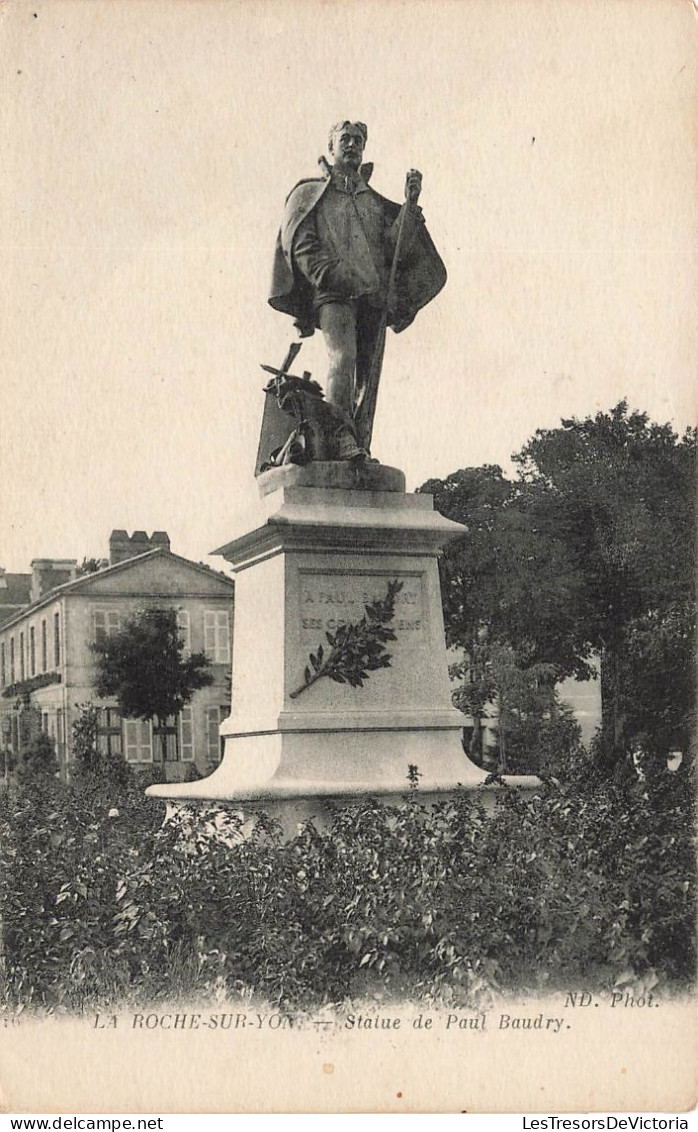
217 612 230 663
205 705 225 764
93 611 106 644
204 611 216 659
176 610 191 656
98 707 123 757
204 610 231 663
93 609 121 644
179 706 194 762
123 719 153 763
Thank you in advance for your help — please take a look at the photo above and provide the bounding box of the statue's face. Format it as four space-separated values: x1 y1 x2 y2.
329 124 365 170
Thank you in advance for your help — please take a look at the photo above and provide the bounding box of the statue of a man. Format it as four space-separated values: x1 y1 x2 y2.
269 121 446 460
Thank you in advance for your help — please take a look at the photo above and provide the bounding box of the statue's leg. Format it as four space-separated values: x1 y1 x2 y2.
318 302 357 414
353 301 387 453
317 301 368 461
356 302 386 396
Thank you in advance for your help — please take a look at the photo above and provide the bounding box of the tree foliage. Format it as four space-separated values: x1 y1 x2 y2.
421 466 590 679
451 644 582 776
515 402 695 764
422 402 696 771
91 606 214 760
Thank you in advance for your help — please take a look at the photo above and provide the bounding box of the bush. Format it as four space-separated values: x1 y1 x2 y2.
0 776 161 1008
0 755 694 1012
71 703 132 791
451 645 585 777
15 731 59 786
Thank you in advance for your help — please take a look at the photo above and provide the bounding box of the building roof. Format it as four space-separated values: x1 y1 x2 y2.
0 550 234 634
0 573 32 628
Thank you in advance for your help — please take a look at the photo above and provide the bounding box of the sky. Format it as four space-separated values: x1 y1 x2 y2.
2 0 696 572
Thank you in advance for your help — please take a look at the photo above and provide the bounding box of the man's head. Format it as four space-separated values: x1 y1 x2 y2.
328 121 367 171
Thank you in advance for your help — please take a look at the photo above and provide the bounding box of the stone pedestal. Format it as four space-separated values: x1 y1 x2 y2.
147 463 487 803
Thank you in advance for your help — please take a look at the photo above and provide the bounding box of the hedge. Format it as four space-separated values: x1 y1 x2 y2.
0 758 694 1012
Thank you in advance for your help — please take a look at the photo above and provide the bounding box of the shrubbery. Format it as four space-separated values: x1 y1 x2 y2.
15 731 59 786
0 757 694 1012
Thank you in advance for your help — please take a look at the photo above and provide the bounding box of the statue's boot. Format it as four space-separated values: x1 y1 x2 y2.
332 410 370 463
335 426 369 463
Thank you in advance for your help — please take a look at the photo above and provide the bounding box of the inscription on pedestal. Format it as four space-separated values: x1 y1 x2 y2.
299 572 426 649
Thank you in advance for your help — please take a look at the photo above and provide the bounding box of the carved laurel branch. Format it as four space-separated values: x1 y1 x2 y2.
289 579 404 700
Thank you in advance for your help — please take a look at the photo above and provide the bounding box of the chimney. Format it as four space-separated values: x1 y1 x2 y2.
108 530 171 566
150 531 171 553
30 559 78 602
129 531 150 554
108 530 132 566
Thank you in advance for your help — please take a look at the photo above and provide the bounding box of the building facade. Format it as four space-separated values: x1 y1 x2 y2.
0 531 234 783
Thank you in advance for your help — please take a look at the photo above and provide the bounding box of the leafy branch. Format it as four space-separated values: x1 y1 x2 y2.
290 580 404 699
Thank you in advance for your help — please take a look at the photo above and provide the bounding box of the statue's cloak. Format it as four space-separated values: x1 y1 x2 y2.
269 173 447 338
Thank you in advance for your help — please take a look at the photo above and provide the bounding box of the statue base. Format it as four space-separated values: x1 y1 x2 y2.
147 464 487 804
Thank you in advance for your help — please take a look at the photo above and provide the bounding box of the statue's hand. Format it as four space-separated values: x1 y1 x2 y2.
405 168 422 205
326 260 354 297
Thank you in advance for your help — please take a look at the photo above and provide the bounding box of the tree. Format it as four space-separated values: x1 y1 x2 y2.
479 645 582 776
423 401 696 773
421 466 591 679
614 600 695 765
421 467 591 775
91 607 214 762
450 640 582 776
420 466 514 653
515 402 695 767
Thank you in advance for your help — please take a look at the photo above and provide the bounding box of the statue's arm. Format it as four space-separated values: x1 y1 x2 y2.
385 202 425 265
384 171 426 264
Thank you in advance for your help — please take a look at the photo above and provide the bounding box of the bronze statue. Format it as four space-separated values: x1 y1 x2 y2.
269 121 446 462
